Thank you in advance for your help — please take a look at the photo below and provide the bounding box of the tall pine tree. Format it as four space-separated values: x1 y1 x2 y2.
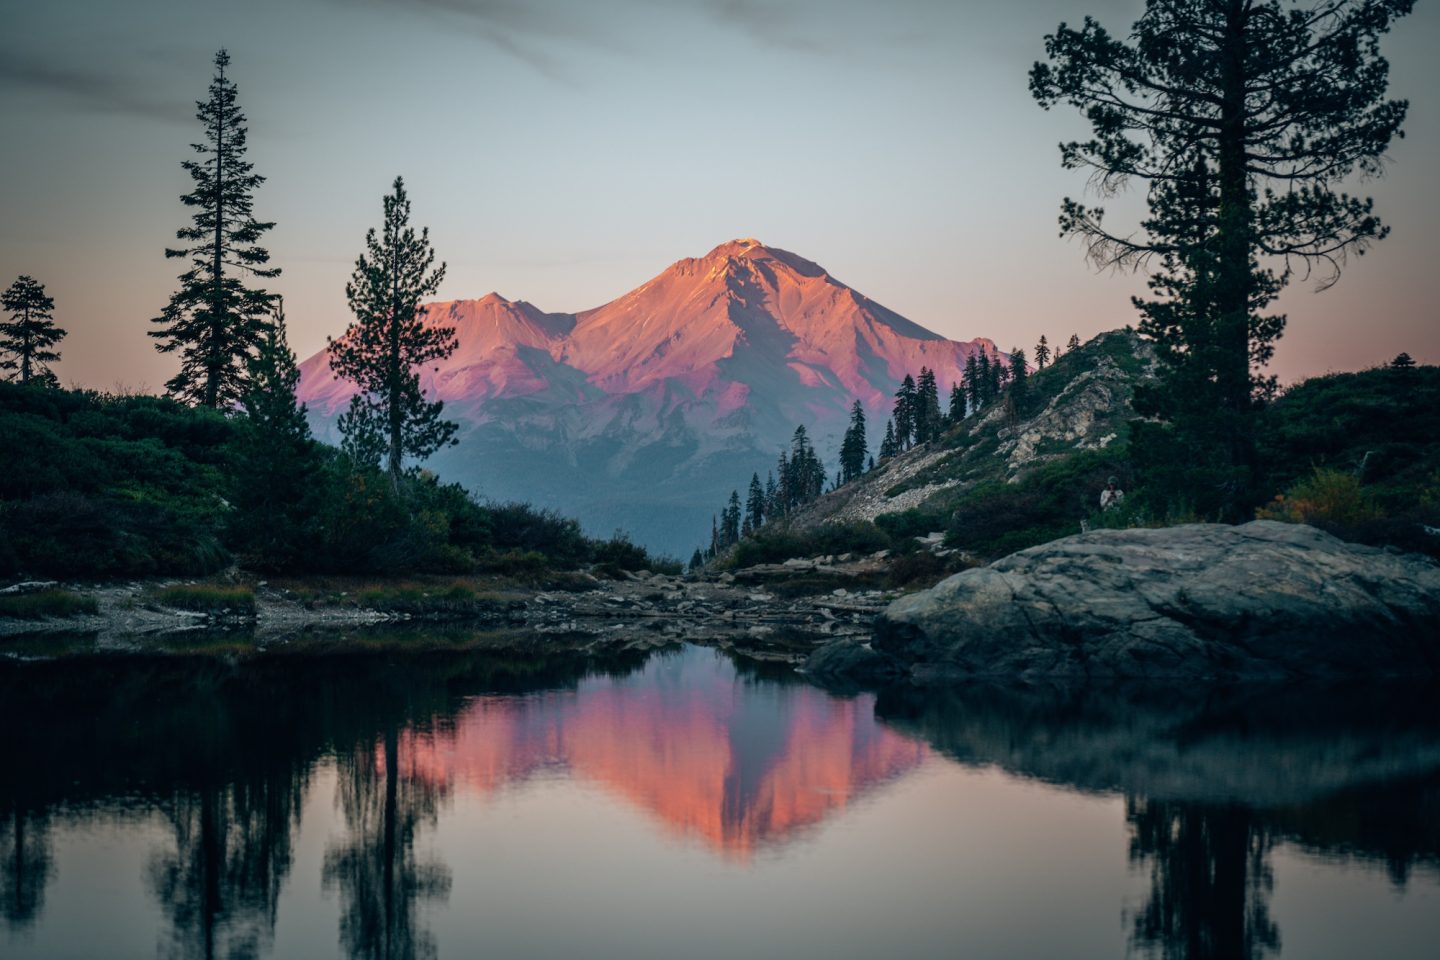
1033 0 1412 515
839 399 868 482
232 299 322 570
1007 347 1029 418
915 367 940 443
948 381 966 422
1034 335 1050 369
893 374 917 449
879 419 898 460
976 352 993 409
150 50 278 408
963 353 981 416
1 276 64 385
331 177 457 493
746 473 766 531
722 490 742 546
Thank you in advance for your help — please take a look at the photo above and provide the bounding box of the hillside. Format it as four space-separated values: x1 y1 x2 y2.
758 333 1440 568
788 328 1157 559
296 239 999 557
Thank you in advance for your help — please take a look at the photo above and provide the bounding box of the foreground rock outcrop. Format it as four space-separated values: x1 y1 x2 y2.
844 521 1440 681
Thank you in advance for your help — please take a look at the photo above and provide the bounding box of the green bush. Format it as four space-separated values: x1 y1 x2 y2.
0 589 99 619
942 450 1130 560
352 583 499 616
727 522 893 568
150 584 256 614
0 381 681 578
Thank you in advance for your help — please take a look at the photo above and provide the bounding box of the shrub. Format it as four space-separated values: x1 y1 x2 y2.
352 583 500 616
0 589 99 619
1256 468 1382 528
150 584 256 615
591 532 652 574
942 450 1130 560
727 522 894 568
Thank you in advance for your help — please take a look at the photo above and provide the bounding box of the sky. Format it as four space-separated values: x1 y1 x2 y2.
1 0 1437 391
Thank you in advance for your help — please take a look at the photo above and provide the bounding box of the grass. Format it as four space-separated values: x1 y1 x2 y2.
271 576 523 618
352 583 506 617
0 589 98 620
150 583 256 615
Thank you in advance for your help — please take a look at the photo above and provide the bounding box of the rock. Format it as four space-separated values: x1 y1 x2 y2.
872 521 1440 681
0 581 60 594
803 637 902 684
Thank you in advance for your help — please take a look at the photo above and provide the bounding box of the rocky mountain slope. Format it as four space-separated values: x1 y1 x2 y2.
296 239 998 557
788 328 1157 544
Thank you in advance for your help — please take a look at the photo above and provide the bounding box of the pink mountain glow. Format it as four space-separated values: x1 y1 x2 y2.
293 239 1002 554
297 238 997 418
382 651 928 859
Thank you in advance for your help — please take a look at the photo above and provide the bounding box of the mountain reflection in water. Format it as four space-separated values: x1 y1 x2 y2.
1 642 1438 960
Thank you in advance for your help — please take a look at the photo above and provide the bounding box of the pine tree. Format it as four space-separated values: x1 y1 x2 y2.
330 177 457 493
1391 352 1415 369
231 300 321 570
1034 335 1050 370
746 473 766 530
1007 347 1029 418
867 455 875 472
723 490 742 546
1 276 64 385
986 351 1005 402
774 425 827 511
839 399 868 482
1067 334 1080 353
915 367 940 443
774 451 790 518
150 50 278 408
893 374 917 449
240 299 308 442
689 548 704 571
1033 1 1412 513
764 471 778 520
948 382 966 422
879 418 898 460
976 352 993 409
963 353 981 415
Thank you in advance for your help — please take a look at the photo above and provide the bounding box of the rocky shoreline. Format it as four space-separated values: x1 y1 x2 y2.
9 523 1440 684
0 553 904 663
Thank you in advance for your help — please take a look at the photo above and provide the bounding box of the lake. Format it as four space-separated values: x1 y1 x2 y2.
2 641 1437 959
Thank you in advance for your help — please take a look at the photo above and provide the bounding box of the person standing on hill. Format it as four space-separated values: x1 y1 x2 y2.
1100 477 1125 511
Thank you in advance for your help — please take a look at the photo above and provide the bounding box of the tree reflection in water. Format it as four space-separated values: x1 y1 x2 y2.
1 804 53 930
873 680 1440 960
148 777 304 960
1126 800 1279 960
323 724 452 960
2 649 1438 960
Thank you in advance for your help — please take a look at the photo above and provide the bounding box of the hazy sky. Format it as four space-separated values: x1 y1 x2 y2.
2 0 1436 390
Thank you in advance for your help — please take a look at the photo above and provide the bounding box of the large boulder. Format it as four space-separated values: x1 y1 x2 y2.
872 520 1440 681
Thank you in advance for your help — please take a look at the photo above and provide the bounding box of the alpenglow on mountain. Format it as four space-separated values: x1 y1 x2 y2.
296 239 998 556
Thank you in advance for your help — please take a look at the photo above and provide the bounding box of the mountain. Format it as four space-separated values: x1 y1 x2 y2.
296 239 998 557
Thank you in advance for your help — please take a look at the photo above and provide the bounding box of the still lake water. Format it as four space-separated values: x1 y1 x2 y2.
2 641 1438 960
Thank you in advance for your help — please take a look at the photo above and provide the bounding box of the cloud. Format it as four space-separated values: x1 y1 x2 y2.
0 54 192 124
334 0 637 82
699 0 843 55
